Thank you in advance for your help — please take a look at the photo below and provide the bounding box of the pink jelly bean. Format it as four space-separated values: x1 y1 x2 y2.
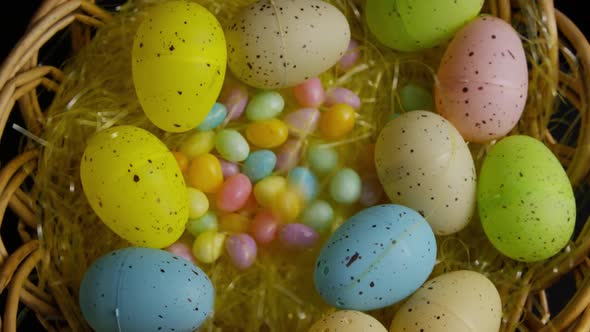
165 242 196 264
219 158 239 178
250 210 280 245
283 108 320 137
279 223 319 248
275 139 303 173
360 176 384 207
293 77 325 108
220 84 248 120
325 87 361 110
338 39 360 71
216 173 252 212
225 233 257 270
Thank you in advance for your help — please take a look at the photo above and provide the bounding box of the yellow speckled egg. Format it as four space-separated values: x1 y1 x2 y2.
375 111 476 235
309 310 387 332
390 270 502 332
80 126 188 248
132 1 227 132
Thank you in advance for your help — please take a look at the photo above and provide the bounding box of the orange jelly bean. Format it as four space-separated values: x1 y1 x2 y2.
219 213 251 233
188 153 223 193
246 119 288 148
319 103 356 140
172 151 189 173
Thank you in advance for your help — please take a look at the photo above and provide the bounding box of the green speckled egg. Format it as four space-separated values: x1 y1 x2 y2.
478 135 575 262
80 126 188 248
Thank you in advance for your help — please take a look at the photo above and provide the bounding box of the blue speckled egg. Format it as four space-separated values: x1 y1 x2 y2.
242 149 277 182
314 204 436 311
79 247 214 332
288 167 318 201
197 102 227 131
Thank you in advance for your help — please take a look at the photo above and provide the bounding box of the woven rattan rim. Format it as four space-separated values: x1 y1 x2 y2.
1 0 590 331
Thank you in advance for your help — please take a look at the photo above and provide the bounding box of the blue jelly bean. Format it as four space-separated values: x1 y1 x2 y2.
197 102 228 131
288 167 318 201
242 150 277 182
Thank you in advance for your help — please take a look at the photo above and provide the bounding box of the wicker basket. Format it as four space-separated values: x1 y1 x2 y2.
1 0 590 331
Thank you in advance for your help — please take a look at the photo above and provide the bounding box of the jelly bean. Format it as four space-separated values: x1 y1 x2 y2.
307 144 338 174
287 167 318 201
241 193 259 216
293 77 325 108
246 119 288 149
325 87 361 110
338 39 361 71
246 90 285 121
197 102 227 131
360 176 384 207
220 83 248 120
192 231 225 263
186 211 218 236
250 210 280 244
253 175 287 208
284 108 320 137
179 130 215 159
242 150 277 182
219 159 239 178
275 139 303 173
172 151 189 173
219 213 251 233
165 242 196 264
216 173 252 212
279 223 319 248
215 129 250 162
188 153 223 193
319 104 356 140
330 168 361 204
399 83 433 112
225 234 257 270
187 187 209 219
273 188 303 223
301 200 334 232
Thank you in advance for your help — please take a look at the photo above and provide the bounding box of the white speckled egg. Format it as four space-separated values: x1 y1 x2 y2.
436 16 528 143
309 310 387 332
226 0 350 89
390 270 502 332
374 111 476 235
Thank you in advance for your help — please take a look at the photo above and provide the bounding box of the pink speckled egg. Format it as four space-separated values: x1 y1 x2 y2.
436 16 528 143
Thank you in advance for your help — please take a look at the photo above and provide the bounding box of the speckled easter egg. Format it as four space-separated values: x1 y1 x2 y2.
478 135 575 262
79 247 213 332
80 126 188 248
390 270 502 332
226 0 350 89
132 1 226 132
309 311 387 332
375 111 476 235
436 16 528 142
314 204 436 311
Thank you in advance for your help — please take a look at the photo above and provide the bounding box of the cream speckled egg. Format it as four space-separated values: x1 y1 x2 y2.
390 270 502 332
226 0 350 89
375 111 476 235
310 310 387 332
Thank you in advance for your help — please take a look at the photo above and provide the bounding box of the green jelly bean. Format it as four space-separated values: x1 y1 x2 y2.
246 91 285 121
330 168 361 204
301 200 334 232
215 129 250 162
399 83 434 112
187 211 218 236
307 144 338 174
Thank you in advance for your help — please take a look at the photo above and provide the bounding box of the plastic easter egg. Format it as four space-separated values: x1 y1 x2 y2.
197 102 227 131
216 173 253 212
365 0 417 51
288 167 318 201
436 16 528 142
246 119 289 148
309 311 387 332
187 153 223 193
330 168 361 204
132 1 226 132
284 108 320 137
79 247 213 332
242 150 277 182
301 200 334 232
478 135 575 261
308 145 339 174
314 204 436 310
375 111 476 235
246 91 285 121
179 130 215 159
294 78 325 108
320 104 356 140
226 233 257 269
399 83 433 112
215 129 250 162
226 0 350 89
187 211 218 236
187 187 209 219
193 231 226 263
391 270 501 332
80 126 187 248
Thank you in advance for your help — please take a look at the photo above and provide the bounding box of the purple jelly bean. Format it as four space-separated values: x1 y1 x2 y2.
326 87 361 110
275 139 303 173
279 223 319 248
220 84 248 120
338 39 360 71
283 108 320 137
360 176 384 207
225 233 257 270
219 159 239 178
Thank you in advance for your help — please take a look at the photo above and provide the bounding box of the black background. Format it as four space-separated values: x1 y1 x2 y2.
0 1 588 331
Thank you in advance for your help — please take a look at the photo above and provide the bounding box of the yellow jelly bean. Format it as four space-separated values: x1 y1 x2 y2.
219 213 251 233
187 187 209 219
254 175 287 208
172 151 189 173
246 119 288 148
272 187 303 223
192 231 225 263
180 130 215 159
188 153 223 193
319 103 356 140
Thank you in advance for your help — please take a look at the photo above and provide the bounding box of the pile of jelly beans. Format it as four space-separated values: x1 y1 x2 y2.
166 44 373 270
